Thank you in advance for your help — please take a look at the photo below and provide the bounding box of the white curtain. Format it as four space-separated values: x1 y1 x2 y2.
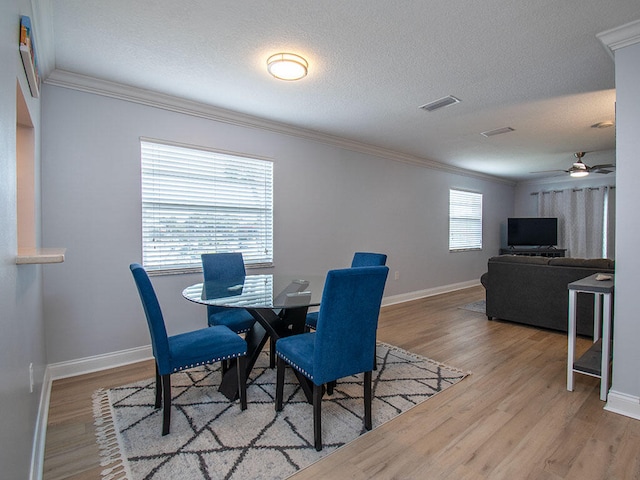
537 190 566 250
536 186 615 259
605 186 616 259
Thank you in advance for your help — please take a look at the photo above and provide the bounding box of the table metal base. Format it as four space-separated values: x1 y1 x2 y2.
218 306 315 403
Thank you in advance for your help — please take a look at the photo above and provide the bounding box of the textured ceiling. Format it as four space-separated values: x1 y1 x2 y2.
39 0 640 181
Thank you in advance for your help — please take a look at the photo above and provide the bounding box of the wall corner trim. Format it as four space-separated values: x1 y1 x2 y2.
604 390 640 420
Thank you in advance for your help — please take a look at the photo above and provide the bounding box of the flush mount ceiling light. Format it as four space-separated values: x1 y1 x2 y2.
267 53 308 81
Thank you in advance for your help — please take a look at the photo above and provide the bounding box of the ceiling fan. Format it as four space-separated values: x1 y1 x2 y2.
532 152 616 177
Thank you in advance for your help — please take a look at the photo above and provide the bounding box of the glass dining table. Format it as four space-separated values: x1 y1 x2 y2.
182 273 325 402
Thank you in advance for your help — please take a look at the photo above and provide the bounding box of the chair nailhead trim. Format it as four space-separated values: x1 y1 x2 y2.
276 352 313 381
173 351 247 373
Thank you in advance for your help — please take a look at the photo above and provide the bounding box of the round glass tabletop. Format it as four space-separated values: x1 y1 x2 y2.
182 274 325 309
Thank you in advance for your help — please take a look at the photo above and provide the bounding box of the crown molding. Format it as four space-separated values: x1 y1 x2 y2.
597 18 640 60
44 69 514 186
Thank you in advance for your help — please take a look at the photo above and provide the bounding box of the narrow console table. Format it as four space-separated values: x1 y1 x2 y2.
499 247 566 257
567 273 614 401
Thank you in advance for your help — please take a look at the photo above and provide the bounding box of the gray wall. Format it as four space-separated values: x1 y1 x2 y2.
610 41 640 400
0 0 48 478
41 84 515 364
0 5 636 478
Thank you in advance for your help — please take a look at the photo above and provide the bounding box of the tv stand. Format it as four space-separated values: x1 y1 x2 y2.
499 247 566 257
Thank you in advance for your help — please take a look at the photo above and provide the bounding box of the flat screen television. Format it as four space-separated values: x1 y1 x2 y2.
507 217 558 247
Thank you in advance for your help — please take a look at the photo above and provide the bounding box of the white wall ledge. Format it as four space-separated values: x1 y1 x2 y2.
16 248 66 265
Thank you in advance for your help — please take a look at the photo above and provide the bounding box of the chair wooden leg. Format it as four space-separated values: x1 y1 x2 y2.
270 337 276 368
364 370 372 431
161 374 171 436
313 383 323 451
154 363 162 409
275 355 285 411
373 339 378 370
236 356 247 410
327 380 336 395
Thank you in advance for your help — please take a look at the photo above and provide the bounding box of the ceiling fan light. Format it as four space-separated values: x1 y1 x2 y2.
570 170 589 177
267 53 308 81
569 161 589 177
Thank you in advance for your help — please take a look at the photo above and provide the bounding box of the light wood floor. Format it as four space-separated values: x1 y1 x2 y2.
43 286 640 479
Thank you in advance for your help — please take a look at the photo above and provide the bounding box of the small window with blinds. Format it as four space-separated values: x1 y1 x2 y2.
449 189 483 251
141 140 273 273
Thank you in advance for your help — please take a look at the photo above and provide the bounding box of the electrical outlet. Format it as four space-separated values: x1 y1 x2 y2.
29 362 34 393
394 271 400 280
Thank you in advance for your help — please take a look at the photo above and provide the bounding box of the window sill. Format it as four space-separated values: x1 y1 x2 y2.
16 248 66 265
147 262 274 276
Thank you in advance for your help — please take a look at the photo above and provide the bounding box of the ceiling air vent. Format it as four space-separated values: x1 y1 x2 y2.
419 95 461 112
480 126 515 137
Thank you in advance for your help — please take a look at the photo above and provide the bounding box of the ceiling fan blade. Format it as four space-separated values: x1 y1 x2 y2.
589 164 616 170
530 153 614 176
587 164 616 174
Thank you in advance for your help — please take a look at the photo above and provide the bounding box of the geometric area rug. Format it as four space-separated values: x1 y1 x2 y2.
93 342 469 480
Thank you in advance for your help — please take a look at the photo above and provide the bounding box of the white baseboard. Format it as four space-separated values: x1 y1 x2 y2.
31 346 153 479
29 368 52 480
35 282 640 479
605 390 640 420
47 344 153 380
44 280 480 379
291 279 481 314
31 281 480 478
382 279 481 307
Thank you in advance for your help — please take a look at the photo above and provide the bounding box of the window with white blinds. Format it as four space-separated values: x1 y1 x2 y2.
141 140 273 273
449 189 483 251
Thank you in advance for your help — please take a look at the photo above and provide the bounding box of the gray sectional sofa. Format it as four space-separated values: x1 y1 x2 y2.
480 255 615 337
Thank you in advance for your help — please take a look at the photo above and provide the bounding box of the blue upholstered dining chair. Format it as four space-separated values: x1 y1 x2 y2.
129 263 248 436
275 265 389 451
304 252 387 331
201 253 255 334
350 251 388 267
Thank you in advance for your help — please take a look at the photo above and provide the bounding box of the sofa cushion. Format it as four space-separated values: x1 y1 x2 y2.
548 257 614 269
489 255 551 265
